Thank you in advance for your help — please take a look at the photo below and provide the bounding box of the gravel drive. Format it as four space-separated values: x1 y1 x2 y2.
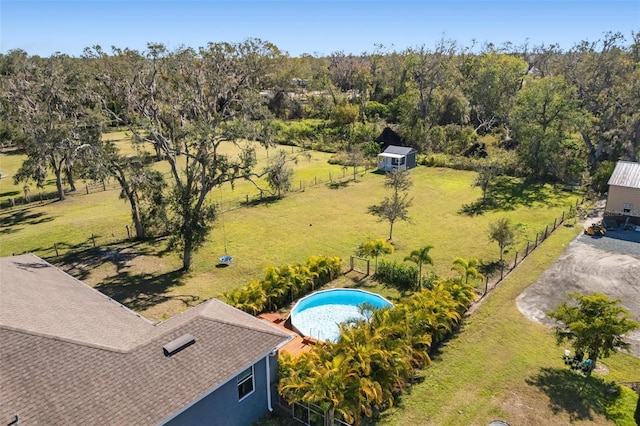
516 223 640 358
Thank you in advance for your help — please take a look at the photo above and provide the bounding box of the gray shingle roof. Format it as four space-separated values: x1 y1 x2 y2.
382 145 415 156
608 161 640 189
0 254 291 425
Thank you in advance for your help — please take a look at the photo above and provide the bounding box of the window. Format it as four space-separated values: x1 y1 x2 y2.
623 203 632 214
237 366 254 401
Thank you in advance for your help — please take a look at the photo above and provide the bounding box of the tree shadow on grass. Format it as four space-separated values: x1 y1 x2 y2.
459 177 568 216
327 180 351 189
0 190 20 198
0 208 54 231
526 367 624 423
55 241 160 281
94 268 195 313
241 195 281 208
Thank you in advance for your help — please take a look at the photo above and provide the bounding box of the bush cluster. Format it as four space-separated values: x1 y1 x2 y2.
224 255 342 314
278 281 477 424
374 260 418 292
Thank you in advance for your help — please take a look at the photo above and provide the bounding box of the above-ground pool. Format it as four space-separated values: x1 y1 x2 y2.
290 288 393 342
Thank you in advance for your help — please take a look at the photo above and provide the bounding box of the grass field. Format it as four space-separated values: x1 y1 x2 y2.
0 150 580 321
3 138 639 424
377 223 640 425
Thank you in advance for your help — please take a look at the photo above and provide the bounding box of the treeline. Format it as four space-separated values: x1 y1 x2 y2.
1 33 638 269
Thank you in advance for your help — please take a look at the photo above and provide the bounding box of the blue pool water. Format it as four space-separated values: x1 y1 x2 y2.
290 289 393 342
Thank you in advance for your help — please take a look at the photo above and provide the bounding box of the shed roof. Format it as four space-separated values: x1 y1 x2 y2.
0 254 291 425
382 145 415 156
608 161 640 189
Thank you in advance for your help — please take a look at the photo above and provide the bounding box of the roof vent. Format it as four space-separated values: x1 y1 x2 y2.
163 333 196 357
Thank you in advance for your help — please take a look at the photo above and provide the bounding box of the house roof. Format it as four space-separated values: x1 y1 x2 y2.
608 161 640 189
0 254 292 425
382 145 415 156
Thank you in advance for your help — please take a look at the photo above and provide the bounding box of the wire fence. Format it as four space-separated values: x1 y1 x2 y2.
1 166 364 212
0 180 123 210
2 168 365 259
214 167 362 213
479 196 586 297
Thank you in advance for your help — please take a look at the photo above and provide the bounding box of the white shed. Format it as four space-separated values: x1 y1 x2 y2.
377 145 417 172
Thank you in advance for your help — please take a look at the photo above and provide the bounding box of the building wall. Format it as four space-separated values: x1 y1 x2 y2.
164 356 273 426
605 185 640 223
377 156 407 172
406 153 416 169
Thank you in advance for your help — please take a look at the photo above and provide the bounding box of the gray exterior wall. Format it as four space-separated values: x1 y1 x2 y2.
165 355 275 426
406 152 416 169
377 152 416 172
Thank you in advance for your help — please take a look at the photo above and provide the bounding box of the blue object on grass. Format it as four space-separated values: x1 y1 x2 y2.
219 255 233 263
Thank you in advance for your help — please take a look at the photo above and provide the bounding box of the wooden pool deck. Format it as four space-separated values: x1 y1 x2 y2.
258 312 318 357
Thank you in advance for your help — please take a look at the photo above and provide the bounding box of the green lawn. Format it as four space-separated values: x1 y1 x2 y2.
378 224 640 425
3 141 638 423
1 147 581 321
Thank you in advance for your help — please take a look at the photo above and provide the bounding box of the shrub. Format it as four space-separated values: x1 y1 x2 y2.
224 255 343 314
364 101 390 121
375 260 418 293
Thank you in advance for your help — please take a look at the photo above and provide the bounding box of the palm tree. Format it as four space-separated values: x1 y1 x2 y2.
404 245 434 289
441 278 477 314
451 257 484 284
280 350 355 426
236 280 266 315
357 238 394 274
262 267 286 311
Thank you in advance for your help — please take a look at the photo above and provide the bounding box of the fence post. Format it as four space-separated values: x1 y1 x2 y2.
54 243 59 257
561 211 565 224
314 176 317 186
484 276 489 295
525 241 530 257
534 232 539 247
553 218 557 230
86 184 89 194
544 225 549 239
91 234 96 247
126 225 131 240
513 252 518 269
39 192 43 203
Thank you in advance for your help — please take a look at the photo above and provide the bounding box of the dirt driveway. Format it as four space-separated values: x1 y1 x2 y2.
516 224 640 358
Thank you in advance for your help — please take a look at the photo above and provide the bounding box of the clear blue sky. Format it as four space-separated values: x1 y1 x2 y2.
1 0 638 57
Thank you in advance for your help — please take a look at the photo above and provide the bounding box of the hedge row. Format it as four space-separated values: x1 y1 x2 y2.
224 255 342 315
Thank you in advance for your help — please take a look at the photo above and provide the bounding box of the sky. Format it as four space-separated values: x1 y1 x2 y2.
1 0 638 57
